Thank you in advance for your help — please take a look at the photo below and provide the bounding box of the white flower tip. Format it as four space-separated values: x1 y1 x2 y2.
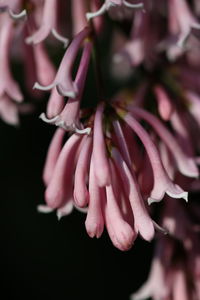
66 91 77 98
9 8 27 20
33 82 55 91
75 126 91 135
39 113 59 124
39 112 46 120
86 3 106 21
86 12 93 21
56 84 78 99
33 82 41 90
56 211 63 220
51 29 69 48
148 197 157 205
123 1 144 9
166 187 188 202
37 205 54 213
183 192 188 202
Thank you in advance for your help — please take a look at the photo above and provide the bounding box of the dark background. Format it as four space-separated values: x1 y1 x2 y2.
0 110 153 300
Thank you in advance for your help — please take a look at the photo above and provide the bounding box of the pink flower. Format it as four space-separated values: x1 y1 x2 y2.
121 111 189 203
0 0 27 20
39 39 92 134
34 27 91 99
0 15 23 103
26 0 68 47
168 0 200 48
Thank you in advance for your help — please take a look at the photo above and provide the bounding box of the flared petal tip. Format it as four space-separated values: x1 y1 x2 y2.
37 205 54 214
123 1 144 9
148 196 160 205
39 112 59 124
9 9 27 20
56 84 78 99
33 82 56 91
56 202 74 220
86 3 107 21
75 126 91 135
166 188 188 202
51 29 69 48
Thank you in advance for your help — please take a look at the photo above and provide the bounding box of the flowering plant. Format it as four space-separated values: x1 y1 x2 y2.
1 0 200 298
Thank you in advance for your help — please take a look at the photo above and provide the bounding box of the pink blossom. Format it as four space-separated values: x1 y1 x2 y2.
34 27 91 99
0 15 23 102
26 0 68 47
39 40 92 133
0 0 27 20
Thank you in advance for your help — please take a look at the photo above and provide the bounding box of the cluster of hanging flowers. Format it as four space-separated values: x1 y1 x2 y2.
1 0 200 298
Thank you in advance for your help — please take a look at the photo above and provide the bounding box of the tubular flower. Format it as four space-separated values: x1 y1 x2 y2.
0 0 27 20
38 78 200 250
39 39 92 134
25 0 68 47
33 27 91 99
39 102 163 250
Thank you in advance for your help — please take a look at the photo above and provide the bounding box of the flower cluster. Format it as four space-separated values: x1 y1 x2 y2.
1 0 200 299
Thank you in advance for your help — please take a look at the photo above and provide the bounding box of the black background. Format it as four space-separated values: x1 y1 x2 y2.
0 109 153 300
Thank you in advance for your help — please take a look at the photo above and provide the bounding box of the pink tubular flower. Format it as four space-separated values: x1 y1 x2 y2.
85 156 104 238
112 148 155 241
26 0 68 47
0 0 27 20
0 95 19 125
130 107 198 178
74 135 92 208
104 183 136 251
168 0 200 48
44 133 83 209
154 85 174 121
0 12 26 124
71 0 88 35
42 128 65 186
34 26 91 99
32 43 56 86
45 88 65 119
0 15 23 103
39 39 92 134
92 103 111 187
121 111 188 204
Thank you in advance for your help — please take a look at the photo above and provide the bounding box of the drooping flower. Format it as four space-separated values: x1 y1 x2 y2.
26 0 68 47
0 0 27 20
34 26 91 99
39 39 92 134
